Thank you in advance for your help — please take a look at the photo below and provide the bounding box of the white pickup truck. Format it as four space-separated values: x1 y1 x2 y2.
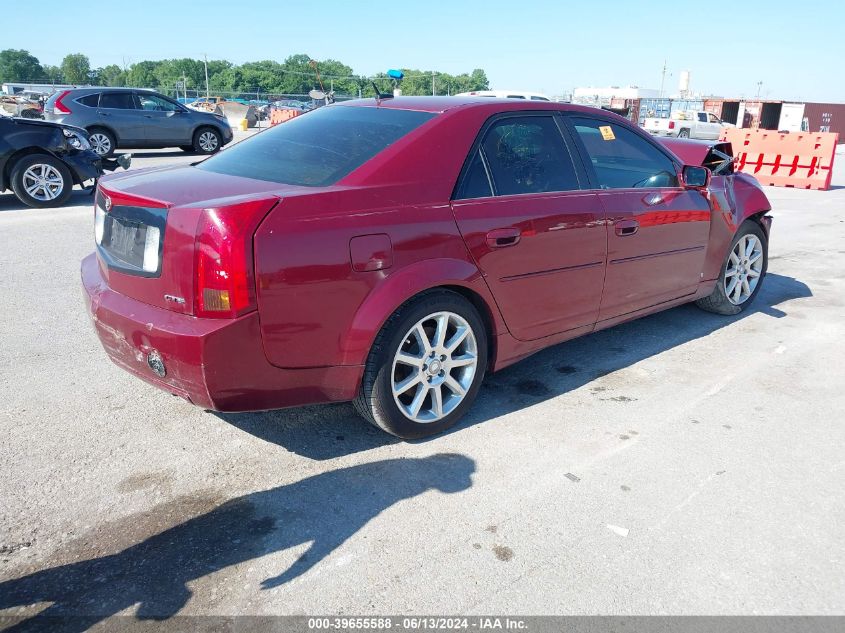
643 110 732 140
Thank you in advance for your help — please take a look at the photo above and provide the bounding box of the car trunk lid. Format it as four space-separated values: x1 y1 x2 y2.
94 165 304 316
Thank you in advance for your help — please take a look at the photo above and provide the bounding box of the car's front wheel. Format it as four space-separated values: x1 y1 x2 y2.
193 127 222 154
696 220 768 315
354 290 488 439
10 154 73 208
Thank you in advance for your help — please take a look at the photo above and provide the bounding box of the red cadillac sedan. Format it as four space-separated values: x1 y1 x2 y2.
82 97 772 439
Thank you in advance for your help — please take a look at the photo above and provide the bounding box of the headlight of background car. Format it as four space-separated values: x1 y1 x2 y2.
62 128 91 150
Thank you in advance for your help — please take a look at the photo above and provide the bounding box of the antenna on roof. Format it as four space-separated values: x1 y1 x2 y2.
371 81 393 101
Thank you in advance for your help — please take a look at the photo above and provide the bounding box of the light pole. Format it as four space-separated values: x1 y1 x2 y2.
203 54 210 99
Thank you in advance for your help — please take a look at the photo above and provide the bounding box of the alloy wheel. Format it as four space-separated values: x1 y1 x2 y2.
89 133 111 156
22 164 64 201
725 234 764 305
199 131 219 152
391 311 479 423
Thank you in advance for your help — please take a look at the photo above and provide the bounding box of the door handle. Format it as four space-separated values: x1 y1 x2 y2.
486 227 521 248
98 111 110 117
143 114 153 118
615 219 639 236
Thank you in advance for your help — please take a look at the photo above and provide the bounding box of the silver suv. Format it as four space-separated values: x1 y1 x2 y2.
44 87 233 157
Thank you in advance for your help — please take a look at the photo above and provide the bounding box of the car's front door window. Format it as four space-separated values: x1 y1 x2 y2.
138 94 180 112
569 118 679 189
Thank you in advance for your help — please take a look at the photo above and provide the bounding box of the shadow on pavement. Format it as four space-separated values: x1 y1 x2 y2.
0 454 474 633
216 273 812 458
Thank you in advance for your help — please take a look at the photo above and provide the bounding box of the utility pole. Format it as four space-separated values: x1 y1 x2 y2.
432 71 436 96
756 80 763 99
659 59 667 99
203 54 210 99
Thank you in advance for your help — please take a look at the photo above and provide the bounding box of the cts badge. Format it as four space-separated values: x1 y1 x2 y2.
103 194 113 211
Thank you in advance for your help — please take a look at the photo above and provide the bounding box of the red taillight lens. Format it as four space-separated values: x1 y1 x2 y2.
53 90 73 114
194 198 277 319
668 120 675 130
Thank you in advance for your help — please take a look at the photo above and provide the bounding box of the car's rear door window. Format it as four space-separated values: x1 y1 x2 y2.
99 92 137 109
197 105 435 187
476 115 580 196
569 118 679 189
455 151 493 199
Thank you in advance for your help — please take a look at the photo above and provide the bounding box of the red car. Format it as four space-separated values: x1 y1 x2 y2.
82 97 772 439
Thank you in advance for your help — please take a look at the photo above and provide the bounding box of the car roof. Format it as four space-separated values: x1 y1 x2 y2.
334 96 611 117
66 87 157 94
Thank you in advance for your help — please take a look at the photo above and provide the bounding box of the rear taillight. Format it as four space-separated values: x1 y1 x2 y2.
668 120 675 130
194 198 277 319
53 91 73 115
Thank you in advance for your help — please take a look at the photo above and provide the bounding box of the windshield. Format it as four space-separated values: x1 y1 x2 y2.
197 105 436 187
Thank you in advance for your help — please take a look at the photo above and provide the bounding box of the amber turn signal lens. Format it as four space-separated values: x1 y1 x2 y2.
202 288 231 312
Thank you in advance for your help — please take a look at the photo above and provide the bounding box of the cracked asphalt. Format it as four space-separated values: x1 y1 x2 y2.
1 131 843 623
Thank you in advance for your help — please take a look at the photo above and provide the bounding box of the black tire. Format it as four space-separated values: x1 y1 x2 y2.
353 289 488 439
179 145 195 153
10 154 73 208
678 129 690 138
696 220 768 315
193 127 222 154
87 127 116 157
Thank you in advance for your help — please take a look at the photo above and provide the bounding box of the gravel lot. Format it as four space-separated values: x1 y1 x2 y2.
1 130 843 623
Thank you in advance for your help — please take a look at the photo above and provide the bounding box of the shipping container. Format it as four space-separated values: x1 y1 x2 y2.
638 98 671 125
760 102 783 130
669 99 704 116
721 101 741 126
703 99 724 118
802 102 845 135
777 103 805 132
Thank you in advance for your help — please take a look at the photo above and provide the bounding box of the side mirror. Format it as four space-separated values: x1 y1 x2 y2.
683 165 711 189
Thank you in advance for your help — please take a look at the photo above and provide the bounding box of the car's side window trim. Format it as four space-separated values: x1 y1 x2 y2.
451 111 585 201
559 112 684 191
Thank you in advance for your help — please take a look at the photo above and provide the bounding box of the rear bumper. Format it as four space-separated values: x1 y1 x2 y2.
81 253 362 411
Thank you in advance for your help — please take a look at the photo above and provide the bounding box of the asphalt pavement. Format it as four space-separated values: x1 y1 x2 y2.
0 131 843 623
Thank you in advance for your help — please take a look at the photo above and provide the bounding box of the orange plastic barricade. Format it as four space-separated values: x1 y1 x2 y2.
269 108 301 126
719 128 839 190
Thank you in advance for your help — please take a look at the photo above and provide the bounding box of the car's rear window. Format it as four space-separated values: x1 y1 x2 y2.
197 105 436 186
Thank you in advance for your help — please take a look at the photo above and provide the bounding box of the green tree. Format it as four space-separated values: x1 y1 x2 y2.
126 61 160 89
0 49 43 83
98 64 126 86
61 53 91 84
42 65 63 83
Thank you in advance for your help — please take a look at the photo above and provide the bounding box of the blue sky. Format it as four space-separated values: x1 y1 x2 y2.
4 0 843 102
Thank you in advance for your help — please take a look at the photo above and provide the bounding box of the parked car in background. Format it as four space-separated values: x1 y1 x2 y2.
455 90 553 101
0 94 42 119
82 97 771 440
43 88 233 157
1 116 129 207
643 110 732 139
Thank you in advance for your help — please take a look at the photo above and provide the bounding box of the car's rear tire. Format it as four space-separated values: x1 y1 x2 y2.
353 290 488 439
10 154 74 208
88 127 115 157
193 127 222 154
678 129 690 138
696 220 768 315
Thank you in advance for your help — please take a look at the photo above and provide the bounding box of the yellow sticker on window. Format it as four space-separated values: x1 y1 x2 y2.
599 125 615 141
